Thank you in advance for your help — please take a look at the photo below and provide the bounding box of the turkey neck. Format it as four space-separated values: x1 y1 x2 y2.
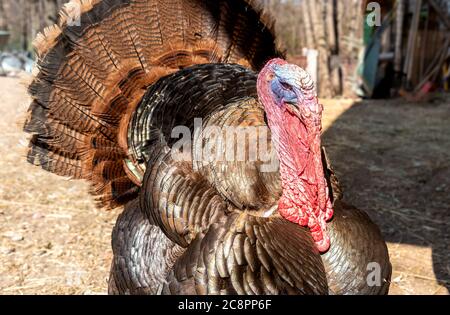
257 68 333 253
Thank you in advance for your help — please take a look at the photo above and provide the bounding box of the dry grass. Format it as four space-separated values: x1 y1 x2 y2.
321 97 450 295
0 75 121 294
0 75 448 295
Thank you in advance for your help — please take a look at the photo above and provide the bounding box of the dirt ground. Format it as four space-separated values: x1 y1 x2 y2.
0 75 448 295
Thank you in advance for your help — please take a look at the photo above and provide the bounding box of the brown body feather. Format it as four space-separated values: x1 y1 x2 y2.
111 64 389 294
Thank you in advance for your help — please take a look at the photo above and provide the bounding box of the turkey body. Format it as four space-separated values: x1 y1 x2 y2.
24 0 391 295
109 63 391 295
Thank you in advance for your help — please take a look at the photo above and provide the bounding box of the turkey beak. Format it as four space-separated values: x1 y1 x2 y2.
283 88 303 118
270 78 299 108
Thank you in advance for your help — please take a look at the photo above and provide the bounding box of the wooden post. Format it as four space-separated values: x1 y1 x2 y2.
394 0 404 75
428 0 450 30
404 0 423 85
419 3 430 79
332 0 343 94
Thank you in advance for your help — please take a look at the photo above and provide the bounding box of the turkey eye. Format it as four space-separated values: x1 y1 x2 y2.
281 82 293 91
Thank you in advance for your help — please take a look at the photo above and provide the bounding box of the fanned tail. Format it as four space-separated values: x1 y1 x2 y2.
24 0 283 208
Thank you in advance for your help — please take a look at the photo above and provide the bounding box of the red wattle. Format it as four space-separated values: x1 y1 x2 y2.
277 110 334 253
278 192 333 253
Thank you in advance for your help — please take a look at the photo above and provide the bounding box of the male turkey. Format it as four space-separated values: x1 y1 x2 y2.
24 0 391 295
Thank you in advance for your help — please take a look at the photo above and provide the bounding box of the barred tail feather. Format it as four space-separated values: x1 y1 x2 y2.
25 0 283 208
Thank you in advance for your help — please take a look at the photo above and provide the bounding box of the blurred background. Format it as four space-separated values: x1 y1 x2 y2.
2 0 449 98
0 0 449 294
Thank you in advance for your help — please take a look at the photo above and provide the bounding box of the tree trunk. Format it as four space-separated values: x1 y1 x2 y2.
21 0 29 51
0 0 7 30
310 0 333 97
38 0 47 31
50 0 61 23
332 0 343 95
301 0 313 48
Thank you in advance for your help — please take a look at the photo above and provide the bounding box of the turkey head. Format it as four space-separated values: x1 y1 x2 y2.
257 59 334 252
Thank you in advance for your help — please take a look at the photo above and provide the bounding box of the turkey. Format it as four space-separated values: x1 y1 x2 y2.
24 0 391 295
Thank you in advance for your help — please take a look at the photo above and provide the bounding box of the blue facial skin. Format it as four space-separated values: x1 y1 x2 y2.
270 65 300 106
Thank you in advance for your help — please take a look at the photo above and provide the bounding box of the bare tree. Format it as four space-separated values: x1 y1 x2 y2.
0 0 8 31
38 0 47 31
20 0 29 51
300 0 313 49
310 0 333 97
